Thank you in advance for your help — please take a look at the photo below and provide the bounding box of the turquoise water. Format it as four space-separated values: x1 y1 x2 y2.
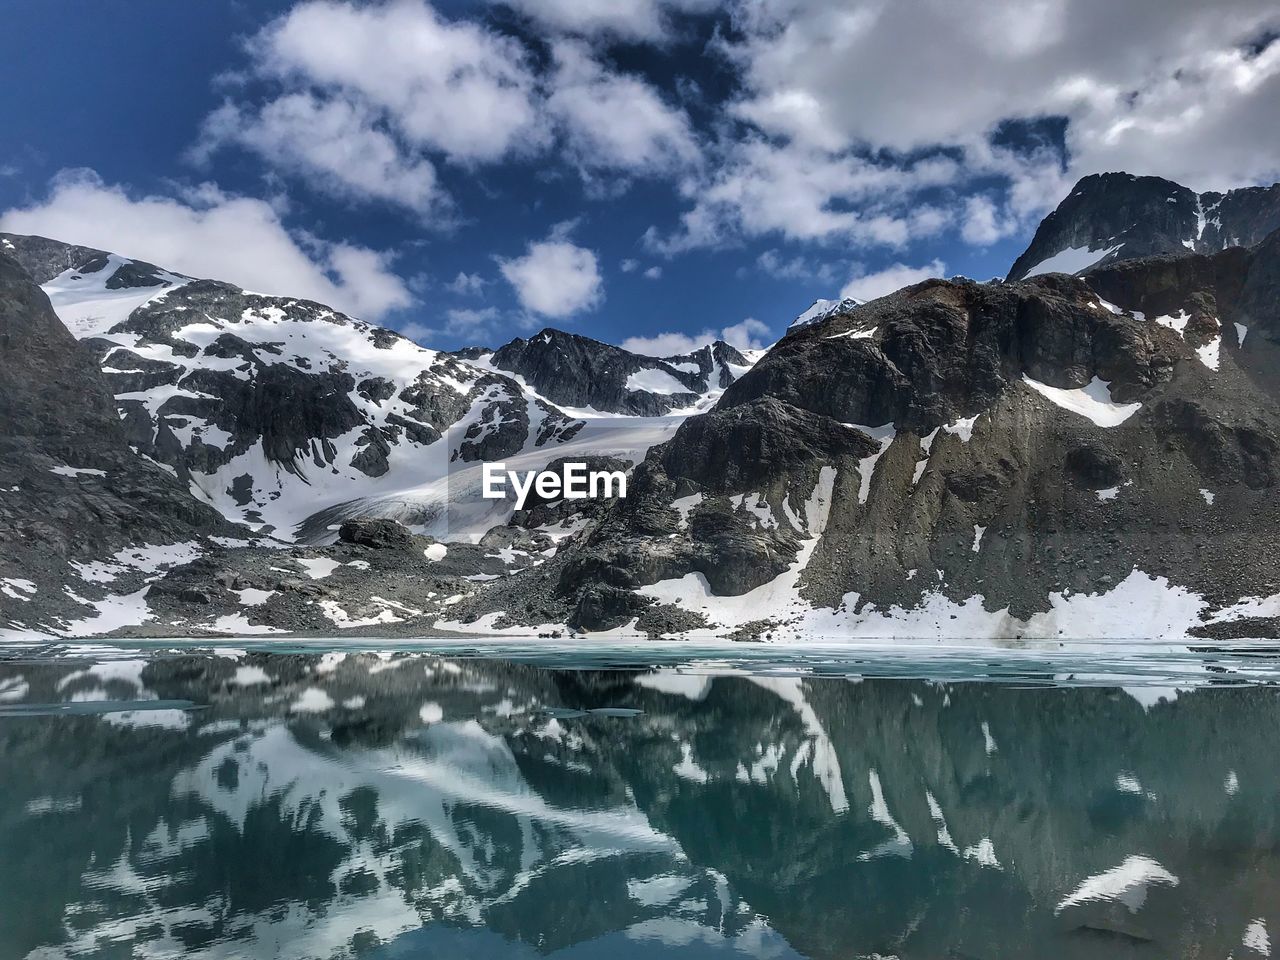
1 643 1278 958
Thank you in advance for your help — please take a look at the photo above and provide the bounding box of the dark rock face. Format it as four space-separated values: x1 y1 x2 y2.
463 236 1280 635
657 397 878 491
0 255 124 452
0 233 119 284
477 329 747 416
453 377 531 463
721 276 1182 429
0 251 234 628
1008 173 1280 280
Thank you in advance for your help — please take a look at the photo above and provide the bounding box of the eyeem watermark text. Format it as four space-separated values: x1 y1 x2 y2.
481 462 627 511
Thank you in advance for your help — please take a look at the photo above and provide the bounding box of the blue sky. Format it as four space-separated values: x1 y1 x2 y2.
1 0 1277 353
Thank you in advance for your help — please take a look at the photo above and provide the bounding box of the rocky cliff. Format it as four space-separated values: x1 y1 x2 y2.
0 249 241 634
1007 172 1280 280
455 229 1280 640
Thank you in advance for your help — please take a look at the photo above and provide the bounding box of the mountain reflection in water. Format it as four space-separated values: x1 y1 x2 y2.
0 650 1276 959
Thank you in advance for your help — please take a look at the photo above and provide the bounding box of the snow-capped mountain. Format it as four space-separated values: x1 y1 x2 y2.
0 244 242 638
0 231 763 638
1007 172 1280 280
788 296 864 331
449 181 1280 641
4 169 1280 642
0 233 757 545
458 329 755 417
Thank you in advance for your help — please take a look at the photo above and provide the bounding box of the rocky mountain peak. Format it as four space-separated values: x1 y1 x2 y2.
789 296 865 332
1 232 182 290
1007 172 1280 281
473 327 753 416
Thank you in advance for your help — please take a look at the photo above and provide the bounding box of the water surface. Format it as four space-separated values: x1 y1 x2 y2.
0 644 1277 959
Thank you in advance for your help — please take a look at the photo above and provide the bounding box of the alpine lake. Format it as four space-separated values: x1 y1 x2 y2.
2 636 1278 959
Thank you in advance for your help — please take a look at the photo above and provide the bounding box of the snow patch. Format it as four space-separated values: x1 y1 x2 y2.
672 742 709 783
230 666 271 686
942 415 979 442
844 423 895 504
290 688 335 714
1196 336 1221 370
295 557 341 579
58 588 154 637
625 367 691 395
1024 243 1122 278
1022 376 1141 427
669 493 703 530
860 769 912 860
628 875 694 908
1244 919 1270 956
1 578 36 602
1115 773 1143 794
824 325 877 340
1153 311 1190 334
0 676 30 703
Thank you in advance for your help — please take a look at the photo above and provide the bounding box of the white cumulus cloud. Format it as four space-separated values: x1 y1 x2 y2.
646 137 959 252
841 260 947 301
498 229 603 317
445 271 487 295
0 169 412 320
720 0 1280 191
199 1 704 215
621 316 773 355
195 93 447 218
249 0 548 164
548 41 701 178
490 0 717 41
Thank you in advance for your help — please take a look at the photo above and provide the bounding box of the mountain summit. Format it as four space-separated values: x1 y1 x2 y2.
1007 172 1280 280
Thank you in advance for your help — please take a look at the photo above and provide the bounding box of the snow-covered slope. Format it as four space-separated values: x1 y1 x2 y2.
0 234 759 545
